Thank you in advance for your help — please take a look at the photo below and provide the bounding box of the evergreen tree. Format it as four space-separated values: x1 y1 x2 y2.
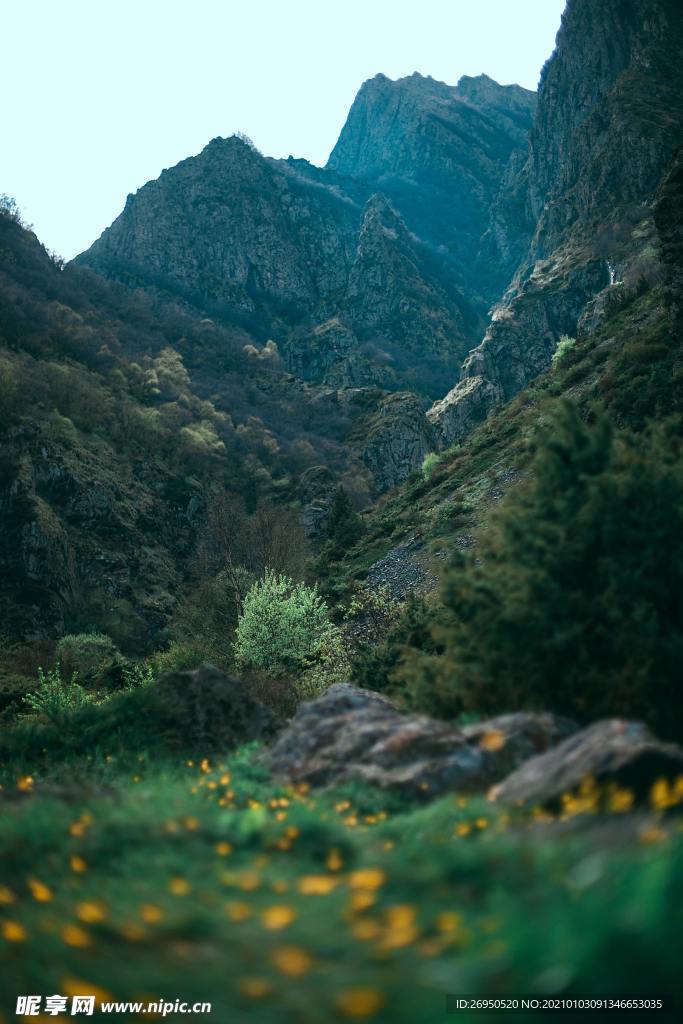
415 402 683 738
325 486 365 556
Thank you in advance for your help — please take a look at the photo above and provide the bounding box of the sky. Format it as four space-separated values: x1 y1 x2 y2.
2 0 566 261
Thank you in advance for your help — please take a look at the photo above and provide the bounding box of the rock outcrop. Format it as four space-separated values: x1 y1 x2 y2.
264 683 576 798
490 720 683 809
156 664 279 749
354 392 436 492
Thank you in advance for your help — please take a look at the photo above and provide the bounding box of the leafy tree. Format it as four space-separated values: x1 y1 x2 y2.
412 402 683 738
234 571 339 677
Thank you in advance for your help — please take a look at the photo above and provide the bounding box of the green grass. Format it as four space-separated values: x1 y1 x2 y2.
1 743 681 1023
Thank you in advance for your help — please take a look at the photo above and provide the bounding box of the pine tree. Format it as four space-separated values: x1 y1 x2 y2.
415 402 683 738
325 486 365 556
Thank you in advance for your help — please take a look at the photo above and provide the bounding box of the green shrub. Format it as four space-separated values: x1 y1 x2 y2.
0 672 34 720
421 451 441 479
412 403 683 737
234 571 340 678
551 334 576 367
56 632 120 686
23 665 96 727
121 662 155 689
351 591 443 698
151 641 211 676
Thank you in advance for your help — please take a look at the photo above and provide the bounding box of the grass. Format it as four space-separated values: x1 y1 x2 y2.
1 742 682 1023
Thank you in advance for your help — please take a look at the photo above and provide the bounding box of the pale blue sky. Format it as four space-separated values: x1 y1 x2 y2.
2 0 566 260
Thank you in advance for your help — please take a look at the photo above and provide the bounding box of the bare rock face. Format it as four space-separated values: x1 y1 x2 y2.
156 664 279 750
490 719 683 808
357 392 436 492
429 0 683 445
263 683 576 799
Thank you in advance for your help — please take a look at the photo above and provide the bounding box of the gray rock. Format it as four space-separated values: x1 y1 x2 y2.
264 683 576 799
156 663 279 749
490 719 683 808
358 392 435 491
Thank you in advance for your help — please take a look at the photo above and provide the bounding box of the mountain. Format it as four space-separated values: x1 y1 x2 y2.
429 0 683 442
75 73 535 399
0 209 434 647
3 0 682 652
327 71 536 298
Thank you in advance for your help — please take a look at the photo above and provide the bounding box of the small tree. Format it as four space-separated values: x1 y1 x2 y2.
326 486 365 556
234 571 339 678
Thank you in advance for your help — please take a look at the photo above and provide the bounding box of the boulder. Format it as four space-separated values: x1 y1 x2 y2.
156 664 278 750
490 719 683 808
264 683 575 799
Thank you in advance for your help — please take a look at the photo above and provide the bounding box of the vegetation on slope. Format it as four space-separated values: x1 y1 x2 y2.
1 730 681 1022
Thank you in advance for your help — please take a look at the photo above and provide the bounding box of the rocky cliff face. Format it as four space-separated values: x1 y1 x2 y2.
327 72 536 299
430 0 683 445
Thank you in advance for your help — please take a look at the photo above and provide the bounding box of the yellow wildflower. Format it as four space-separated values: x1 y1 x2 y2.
349 890 376 913
0 885 15 904
261 905 296 931
28 878 53 902
479 729 505 752
2 920 26 942
297 874 338 895
139 904 164 924
76 901 106 924
62 980 113 1006
225 901 251 922
607 787 634 813
169 877 191 896
272 945 312 977
351 918 382 941
385 905 416 927
326 849 343 871
238 871 260 892
437 912 462 933
348 868 385 891
70 856 87 873
215 841 233 856
239 977 273 999
62 924 90 948
336 987 385 1018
